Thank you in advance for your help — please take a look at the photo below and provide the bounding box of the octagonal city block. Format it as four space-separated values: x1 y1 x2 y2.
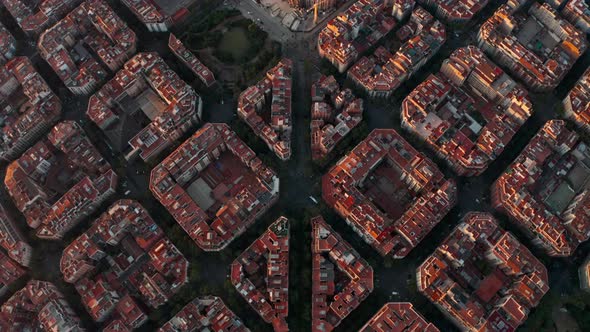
5 121 117 240
418 212 549 332
402 46 532 176
478 1 587 92
60 200 188 330
322 128 456 258
87 52 202 162
38 0 137 95
492 120 590 257
150 123 280 251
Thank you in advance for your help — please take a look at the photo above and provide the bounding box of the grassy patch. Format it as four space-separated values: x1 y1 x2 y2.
217 27 249 60
182 10 267 64
213 19 268 64
181 10 282 88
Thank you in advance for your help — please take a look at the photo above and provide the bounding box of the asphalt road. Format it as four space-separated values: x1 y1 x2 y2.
229 0 294 42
